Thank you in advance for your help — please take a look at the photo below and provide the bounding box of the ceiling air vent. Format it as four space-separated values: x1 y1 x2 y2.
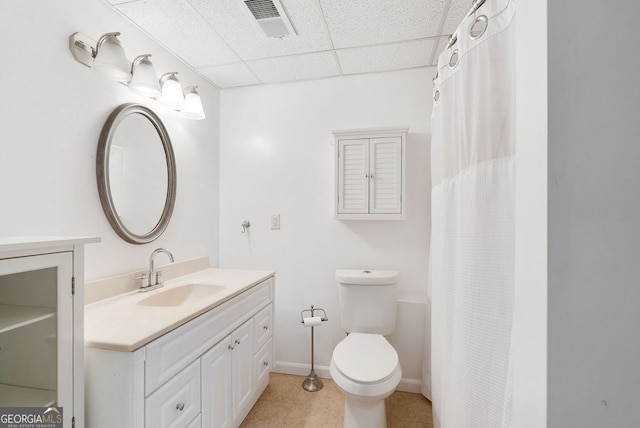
241 0 296 39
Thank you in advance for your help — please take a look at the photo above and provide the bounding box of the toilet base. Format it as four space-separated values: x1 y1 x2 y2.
343 396 387 428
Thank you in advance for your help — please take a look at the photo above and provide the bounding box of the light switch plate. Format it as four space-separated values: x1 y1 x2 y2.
270 213 280 230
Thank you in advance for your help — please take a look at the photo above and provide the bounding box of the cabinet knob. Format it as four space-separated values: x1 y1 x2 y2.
176 402 185 411
263 361 269 367
228 344 234 351
263 325 269 330
365 174 369 178
370 174 375 179
235 339 241 345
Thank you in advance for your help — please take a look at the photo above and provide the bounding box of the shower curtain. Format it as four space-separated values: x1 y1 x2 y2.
427 0 515 427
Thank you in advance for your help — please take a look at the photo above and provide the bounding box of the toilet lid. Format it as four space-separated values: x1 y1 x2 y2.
333 333 399 384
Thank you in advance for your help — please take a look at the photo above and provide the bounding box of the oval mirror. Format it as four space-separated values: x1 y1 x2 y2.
97 103 177 244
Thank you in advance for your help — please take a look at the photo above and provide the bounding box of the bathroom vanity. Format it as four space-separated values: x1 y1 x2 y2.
84 268 274 428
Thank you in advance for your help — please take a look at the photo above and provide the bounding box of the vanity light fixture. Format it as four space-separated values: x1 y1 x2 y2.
129 55 162 98
93 33 131 82
158 72 185 110
181 86 206 120
69 32 131 82
69 32 205 120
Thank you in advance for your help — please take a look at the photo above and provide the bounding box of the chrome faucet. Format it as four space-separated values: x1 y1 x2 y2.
139 248 174 292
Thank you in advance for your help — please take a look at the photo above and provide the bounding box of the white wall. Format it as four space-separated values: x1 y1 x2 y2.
512 1 547 426
547 1 640 426
0 0 220 280
219 69 432 387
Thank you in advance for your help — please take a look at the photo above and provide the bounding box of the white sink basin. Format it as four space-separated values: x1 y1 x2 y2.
137 283 226 307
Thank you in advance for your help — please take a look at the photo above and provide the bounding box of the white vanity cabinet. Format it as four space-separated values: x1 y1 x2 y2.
201 337 232 427
200 306 272 428
0 237 99 428
333 127 408 220
201 318 259 428
85 275 274 428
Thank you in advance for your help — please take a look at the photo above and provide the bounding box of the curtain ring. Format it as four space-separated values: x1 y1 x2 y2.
470 15 489 40
449 49 459 68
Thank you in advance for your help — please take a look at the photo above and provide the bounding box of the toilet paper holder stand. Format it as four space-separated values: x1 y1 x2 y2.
300 304 328 392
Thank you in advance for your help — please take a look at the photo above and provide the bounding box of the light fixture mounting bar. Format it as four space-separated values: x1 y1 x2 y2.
69 32 97 68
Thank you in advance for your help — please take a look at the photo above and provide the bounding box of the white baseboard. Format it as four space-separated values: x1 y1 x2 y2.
397 378 423 393
273 361 331 379
273 361 423 394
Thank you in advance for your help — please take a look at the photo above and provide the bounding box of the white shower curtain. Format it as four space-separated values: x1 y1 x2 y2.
428 0 515 427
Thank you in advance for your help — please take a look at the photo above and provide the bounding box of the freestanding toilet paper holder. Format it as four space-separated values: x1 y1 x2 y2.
300 304 328 392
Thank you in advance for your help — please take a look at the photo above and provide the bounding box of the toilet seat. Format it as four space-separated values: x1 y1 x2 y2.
332 333 399 384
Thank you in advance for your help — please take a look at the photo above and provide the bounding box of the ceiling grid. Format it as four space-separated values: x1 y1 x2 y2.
109 0 474 89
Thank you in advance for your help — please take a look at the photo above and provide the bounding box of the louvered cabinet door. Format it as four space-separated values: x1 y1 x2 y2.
369 137 402 214
337 139 370 214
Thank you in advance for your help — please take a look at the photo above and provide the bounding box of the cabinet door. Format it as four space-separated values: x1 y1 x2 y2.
337 139 370 214
201 337 232 428
369 137 402 214
0 253 73 427
231 320 254 423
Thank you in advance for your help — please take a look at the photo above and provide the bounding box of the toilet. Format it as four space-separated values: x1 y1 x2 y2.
330 269 402 428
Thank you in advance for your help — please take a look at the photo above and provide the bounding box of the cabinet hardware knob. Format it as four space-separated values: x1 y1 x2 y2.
370 174 375 179
263 325 269 330
235 339 241 345
263 361 269 366
176 402 185 411
365 174 369 178
229 344 234 351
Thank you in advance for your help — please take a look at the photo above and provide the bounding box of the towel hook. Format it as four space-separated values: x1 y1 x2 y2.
241 220 250 233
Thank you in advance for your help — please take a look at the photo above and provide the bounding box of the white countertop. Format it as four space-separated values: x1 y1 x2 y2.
84 268 274 352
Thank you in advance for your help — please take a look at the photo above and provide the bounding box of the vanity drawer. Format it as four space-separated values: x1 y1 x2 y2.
146 278 273 394
253 304 273 352
254 338 273 389
145 359 201 428
186 414 201 428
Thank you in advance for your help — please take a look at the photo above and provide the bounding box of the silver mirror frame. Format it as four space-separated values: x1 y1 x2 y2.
96 103 177 245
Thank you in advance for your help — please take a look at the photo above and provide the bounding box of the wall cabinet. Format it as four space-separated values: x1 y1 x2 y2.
333 127 408 220
0 237 98 428
86 277 274 428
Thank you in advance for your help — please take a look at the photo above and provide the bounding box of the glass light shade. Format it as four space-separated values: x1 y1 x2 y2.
92 33 131 82
129 55 162 98
159 73 184 110
181 87 205 120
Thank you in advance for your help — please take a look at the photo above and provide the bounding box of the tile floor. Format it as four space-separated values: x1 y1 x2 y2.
241 373 433 428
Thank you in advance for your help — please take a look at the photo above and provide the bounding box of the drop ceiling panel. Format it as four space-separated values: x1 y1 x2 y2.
246 51 340 83
337 39 436 75
105 0 460 88
320 0 446 49
188 0 331 60
443 0 473 34
115 0 240 67
199 63 262 89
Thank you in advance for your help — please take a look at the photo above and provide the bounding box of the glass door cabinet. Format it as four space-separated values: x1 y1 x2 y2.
0 237 98 428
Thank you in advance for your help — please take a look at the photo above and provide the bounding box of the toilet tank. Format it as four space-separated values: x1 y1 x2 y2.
336 269 399 335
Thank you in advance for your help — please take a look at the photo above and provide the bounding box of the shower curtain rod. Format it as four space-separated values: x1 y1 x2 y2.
445 0 487 50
